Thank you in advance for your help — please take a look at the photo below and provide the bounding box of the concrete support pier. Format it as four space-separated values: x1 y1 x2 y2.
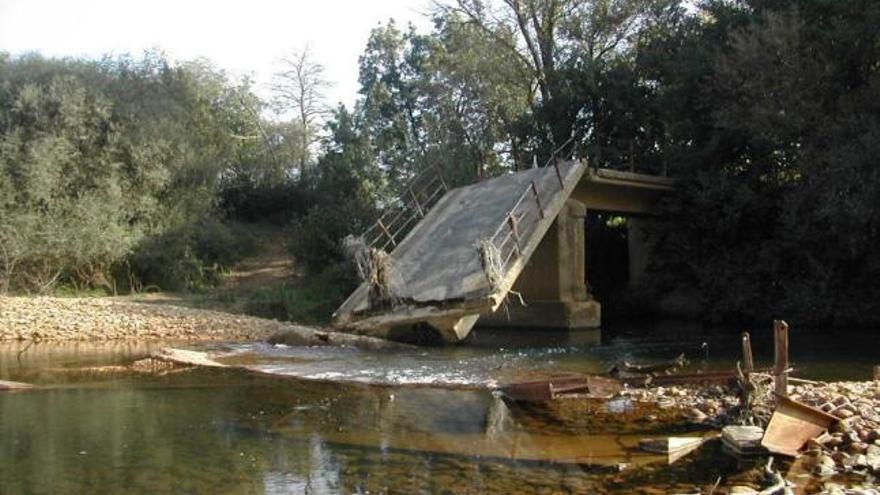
479 199 600 330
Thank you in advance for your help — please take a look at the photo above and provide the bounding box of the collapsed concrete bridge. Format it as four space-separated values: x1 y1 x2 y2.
332 160 676 343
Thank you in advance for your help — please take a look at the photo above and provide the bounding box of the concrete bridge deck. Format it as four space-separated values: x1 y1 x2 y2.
333 162 676 342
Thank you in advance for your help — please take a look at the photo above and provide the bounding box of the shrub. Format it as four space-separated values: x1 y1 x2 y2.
128 219 257 292
242 263 356 324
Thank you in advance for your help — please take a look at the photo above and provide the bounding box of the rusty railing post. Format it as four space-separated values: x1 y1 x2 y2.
409 187 424 217
773 320 790 398
530 181 544 218
376 218 396 248
553 161 564 188
741 331 754 375
507 213 521 257
435 165 449 192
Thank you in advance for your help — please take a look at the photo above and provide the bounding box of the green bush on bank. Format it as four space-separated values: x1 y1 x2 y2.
242 264 356 325
0 52 285 294
128 220 257 292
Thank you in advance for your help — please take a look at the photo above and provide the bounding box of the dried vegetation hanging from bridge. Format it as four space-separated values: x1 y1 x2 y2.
343 235 400 308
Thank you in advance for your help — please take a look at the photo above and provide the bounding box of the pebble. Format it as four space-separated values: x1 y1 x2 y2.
0 295 288 342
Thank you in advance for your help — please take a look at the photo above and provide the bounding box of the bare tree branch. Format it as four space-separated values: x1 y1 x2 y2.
271 45 333 171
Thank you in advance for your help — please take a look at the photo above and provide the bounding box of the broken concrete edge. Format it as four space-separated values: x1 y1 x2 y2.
150 348 228 368
333 297 493 338
267 323 417 350
331 186 462 321
0 379 35 391
587 167 678 191
485 161 588 313
147 346 492 392
332 161 588 342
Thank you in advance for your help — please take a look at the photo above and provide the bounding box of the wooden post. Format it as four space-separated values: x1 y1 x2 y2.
741 331 754 375
874 365 880 381
774 320 790 398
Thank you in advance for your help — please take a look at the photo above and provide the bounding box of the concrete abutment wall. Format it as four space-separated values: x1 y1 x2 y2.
478 199 601 330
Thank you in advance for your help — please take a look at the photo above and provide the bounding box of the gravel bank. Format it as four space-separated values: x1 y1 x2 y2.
0 296 289 341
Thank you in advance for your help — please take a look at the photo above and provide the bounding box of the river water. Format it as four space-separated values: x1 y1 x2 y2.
0 323 874 494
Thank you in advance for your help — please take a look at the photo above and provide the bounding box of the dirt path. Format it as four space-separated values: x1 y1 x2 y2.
221 236 297 293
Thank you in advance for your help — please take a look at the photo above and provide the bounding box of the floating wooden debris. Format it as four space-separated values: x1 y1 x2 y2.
499 374 622 402
638 436 714 464
0 379 33 391
722 425 767 459
761 394 837 457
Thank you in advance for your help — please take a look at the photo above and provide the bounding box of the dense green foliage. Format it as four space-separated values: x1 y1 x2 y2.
644 0 880 326
3 0 879 328
0 52 286 292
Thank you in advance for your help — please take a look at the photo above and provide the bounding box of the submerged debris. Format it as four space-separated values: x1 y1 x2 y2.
609 353 688 378
722 425 767 460
638 436 714 464
762 395 838 457
0 379 33 391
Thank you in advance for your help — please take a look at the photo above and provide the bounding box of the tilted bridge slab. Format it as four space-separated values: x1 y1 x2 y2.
333 162 676 343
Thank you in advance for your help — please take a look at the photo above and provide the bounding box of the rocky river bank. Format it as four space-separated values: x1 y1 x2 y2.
620 378 880 494
0 295 289 341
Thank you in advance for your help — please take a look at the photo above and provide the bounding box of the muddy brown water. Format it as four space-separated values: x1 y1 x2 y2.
0 324 874 494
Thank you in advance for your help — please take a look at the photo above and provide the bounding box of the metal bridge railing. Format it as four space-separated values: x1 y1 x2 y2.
363 166 448 251
485 159 567 274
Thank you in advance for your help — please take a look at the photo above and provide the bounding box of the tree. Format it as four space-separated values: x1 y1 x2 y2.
642 0 880 326
435 0 680 161
0 52 270 292
271 46 332 172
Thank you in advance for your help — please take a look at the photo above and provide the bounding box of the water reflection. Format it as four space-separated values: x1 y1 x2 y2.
0 367 712 494
0 323 874 494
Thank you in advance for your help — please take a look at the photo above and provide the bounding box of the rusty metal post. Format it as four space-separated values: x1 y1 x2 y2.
553 162 564 188
409 187 424 217
774 320 790 398
530 181 544 218
507 213 521 257
376 219 396 248
741 331 754 375
434 165 449 192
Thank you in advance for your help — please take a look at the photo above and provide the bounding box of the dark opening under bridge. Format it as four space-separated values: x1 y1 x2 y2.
333 161 676 343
